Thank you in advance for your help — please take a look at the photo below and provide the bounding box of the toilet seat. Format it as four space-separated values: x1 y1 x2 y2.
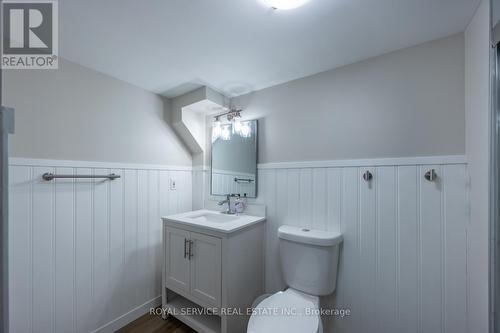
247 289 322 333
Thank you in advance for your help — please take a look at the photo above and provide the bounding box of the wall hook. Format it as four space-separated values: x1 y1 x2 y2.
424 169 437 181
362 170 373 182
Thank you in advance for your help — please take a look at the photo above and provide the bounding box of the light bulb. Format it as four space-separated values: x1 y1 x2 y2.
239 122 252 138
212 119 221 142
233 118 242 134
221 125 231 140
263 0 310 10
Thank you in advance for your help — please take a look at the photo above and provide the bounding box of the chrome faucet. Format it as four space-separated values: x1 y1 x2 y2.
218 194 235 214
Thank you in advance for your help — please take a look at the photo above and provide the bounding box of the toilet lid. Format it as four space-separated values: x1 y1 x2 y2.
247 289 319 333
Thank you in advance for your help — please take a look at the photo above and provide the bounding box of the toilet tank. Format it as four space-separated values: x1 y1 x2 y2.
278 225 343 296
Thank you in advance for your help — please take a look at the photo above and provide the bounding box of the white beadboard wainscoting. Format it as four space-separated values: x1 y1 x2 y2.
10 155 469 333
8 158 192 333
197 155 469 333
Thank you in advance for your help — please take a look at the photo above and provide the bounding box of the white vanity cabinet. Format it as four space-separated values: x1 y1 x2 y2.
162 209 265 333
165 227 222 307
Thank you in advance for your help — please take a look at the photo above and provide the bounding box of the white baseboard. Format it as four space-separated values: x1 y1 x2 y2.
91 296 162 333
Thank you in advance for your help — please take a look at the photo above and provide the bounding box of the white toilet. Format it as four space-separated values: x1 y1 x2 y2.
247 225 343 333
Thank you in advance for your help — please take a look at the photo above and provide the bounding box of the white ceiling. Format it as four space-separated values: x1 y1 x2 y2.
59 0 480 98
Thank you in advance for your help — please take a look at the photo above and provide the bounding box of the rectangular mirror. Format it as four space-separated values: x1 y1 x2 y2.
211 119 257 197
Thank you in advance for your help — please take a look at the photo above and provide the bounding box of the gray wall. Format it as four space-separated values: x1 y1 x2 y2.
3 58 192 166
494 0 500 27
232 33 465 164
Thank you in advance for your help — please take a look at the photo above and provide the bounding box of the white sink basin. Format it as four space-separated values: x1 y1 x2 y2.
162 209 265 234
186 212 238 223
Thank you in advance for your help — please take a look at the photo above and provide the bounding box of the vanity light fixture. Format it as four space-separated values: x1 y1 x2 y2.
212 107 253 140
263 0 310 10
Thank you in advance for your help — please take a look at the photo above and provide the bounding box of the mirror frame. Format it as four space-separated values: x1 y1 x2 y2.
210 119 258 198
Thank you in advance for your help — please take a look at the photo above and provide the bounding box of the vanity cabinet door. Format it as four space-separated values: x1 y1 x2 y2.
189 232 222 307
165 227 191 293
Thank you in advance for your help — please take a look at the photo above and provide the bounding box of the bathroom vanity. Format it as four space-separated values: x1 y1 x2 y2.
162 209 265 333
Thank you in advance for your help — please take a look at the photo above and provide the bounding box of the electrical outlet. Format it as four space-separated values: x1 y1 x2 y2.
169 178 177 190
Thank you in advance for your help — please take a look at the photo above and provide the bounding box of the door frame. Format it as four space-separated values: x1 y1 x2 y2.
490 18 500 333
0 107 14 333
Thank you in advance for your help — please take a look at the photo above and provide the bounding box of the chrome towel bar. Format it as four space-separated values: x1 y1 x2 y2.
42 173 120 181
234 177 254 183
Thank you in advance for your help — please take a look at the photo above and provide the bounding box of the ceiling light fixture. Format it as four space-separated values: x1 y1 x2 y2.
263 0 310 10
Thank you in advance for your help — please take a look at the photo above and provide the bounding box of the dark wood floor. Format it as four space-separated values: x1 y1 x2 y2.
115 311 196 333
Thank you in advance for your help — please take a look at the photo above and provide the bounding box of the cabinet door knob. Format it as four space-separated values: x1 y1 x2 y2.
184 238 189 258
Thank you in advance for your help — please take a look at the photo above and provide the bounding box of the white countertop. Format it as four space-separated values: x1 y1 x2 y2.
162 209 266 234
